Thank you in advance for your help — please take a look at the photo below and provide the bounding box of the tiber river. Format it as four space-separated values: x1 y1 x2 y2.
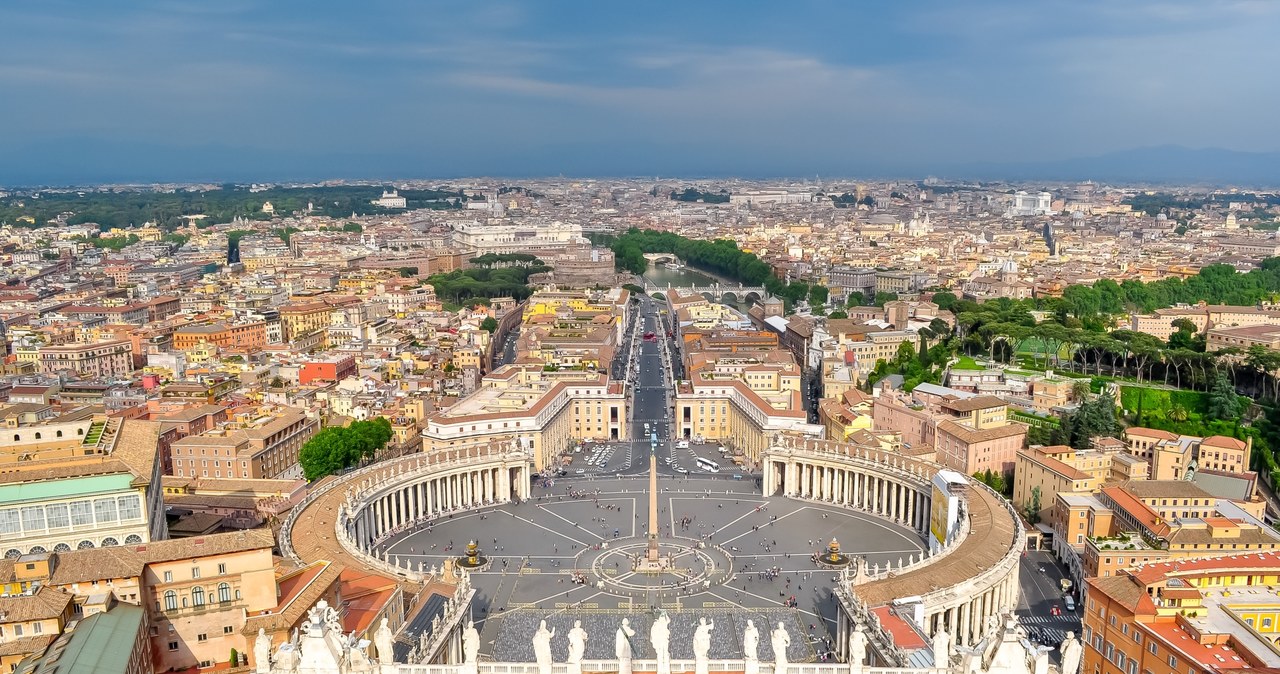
641 262 752 312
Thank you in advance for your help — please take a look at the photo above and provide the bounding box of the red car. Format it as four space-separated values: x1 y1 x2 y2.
643 332 656 341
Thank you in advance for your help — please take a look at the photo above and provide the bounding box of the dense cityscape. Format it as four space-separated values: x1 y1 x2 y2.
4 2 1280 674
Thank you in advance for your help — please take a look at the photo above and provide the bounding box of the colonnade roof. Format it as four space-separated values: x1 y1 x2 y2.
288 474 390 578
853 481 1015 607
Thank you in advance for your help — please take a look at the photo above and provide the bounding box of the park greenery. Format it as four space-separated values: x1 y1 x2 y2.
425 256 551 304
299 418 393 481
668 187 730 204
602 228 831 313
0 185 469 231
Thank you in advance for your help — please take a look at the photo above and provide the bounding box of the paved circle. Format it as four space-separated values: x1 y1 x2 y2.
379 474 925 662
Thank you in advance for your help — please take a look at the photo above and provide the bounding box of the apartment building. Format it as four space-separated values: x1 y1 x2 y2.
1123 428 1251 480
169 408 318 480
172 322 269 352
1083 553 1280 674
421 366 627 471
0 529 276 672
37 339 133 378
873 383 1026 475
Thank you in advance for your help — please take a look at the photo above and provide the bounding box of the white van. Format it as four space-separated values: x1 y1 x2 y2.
675 440 690 449
1064 596 1075 611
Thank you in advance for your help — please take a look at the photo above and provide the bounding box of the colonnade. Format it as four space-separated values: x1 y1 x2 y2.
763 454 929 535
764 443 1024 661
347 461 531 552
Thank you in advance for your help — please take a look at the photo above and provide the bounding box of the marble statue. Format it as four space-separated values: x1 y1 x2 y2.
932 627 951 668
254 627 272 674
462 620 481 674
375 617 394 666
850 624 868 671
1059 632 1082 674
693 617 715 674
533 619 556 674
567 620 588 674
771 622 791 674
743 620 760 674
651 611 672 674
616 618 636 674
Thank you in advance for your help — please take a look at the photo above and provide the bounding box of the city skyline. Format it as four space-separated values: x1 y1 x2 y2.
2 1 1280 184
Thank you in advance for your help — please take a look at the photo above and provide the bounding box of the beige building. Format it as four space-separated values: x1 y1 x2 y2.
0 419 167 557
0 529 276 672
421 366 627 471
170 408 319 480
37 339 133 378
1123 427 1250 480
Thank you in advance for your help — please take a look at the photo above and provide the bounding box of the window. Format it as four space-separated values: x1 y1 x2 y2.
163 571 173 582
164 590 177 611
197 633 207 642
192 586 205 606
66 501 92 527
20 506 45 532
218 583 231 603
168 642 179 652
224 626 234 634
93 498 118 524
14 625 22 637
0 510 18 535
45 504 69 529
33 622 42 634
192 567 201 579
217 563 226 575
1265 618 1274 628
1169 656 1178 669
117 495 141 521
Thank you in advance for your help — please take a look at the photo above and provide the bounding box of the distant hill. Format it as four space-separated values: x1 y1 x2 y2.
945 146 1280 187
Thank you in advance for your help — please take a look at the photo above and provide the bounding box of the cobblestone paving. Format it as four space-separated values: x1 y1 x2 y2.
381 475 925 663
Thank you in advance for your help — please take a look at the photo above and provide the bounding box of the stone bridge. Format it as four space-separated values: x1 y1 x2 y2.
643 252 681 265
645 280 769 305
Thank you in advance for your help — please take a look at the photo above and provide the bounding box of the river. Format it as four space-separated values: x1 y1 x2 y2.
642 263 751 312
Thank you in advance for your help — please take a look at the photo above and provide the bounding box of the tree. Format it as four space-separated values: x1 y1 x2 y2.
931 291 958 311
1024 486 1042 524
846 291 866 308
269 376 286 389
397 267 418 278
1166 404 1189 422
808 285 829 309
827 310 848 319
1070 379 1092 402
1207 372 1243 420
480 316 498 333
298 419 395 481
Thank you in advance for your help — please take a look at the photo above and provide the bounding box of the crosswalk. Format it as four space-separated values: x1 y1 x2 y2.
1014 613 1081 647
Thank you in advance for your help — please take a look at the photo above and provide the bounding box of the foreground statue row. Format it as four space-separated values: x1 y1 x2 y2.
255 600 1080 674
531 613 793 674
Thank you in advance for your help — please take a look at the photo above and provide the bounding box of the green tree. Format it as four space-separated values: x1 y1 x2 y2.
481 316 498 333
1207 372 1243 420
1166 404 1189 422
397 267 418 278
846 291 866 308
1024 486 1042 524
930 291 958 311
827 310 848 319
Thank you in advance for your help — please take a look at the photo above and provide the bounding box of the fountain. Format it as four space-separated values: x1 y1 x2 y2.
816 538 853 569
456 540 489 570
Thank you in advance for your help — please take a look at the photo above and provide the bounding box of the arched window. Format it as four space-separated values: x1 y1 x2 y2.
56 430 63 438
53 543 71 553
28 546 47 554
77 428 83 436
13 434 19 442
100 537 119 547
192 586 205 606
34 432 41 440
76 540 94 550
1265 618 1274 629
4 549 21 559
164 590 177 611
218 583 231 603
124 534 143 545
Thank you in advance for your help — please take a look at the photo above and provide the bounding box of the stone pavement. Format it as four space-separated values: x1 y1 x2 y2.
379 475 924 664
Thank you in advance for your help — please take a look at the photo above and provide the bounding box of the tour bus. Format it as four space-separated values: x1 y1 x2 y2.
695 457 720 473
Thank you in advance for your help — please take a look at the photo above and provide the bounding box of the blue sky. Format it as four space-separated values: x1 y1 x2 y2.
1 0 1278 182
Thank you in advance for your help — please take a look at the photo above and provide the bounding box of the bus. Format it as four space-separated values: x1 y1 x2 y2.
695 457 720 473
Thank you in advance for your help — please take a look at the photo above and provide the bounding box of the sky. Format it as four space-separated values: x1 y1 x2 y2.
1 0 1279 183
